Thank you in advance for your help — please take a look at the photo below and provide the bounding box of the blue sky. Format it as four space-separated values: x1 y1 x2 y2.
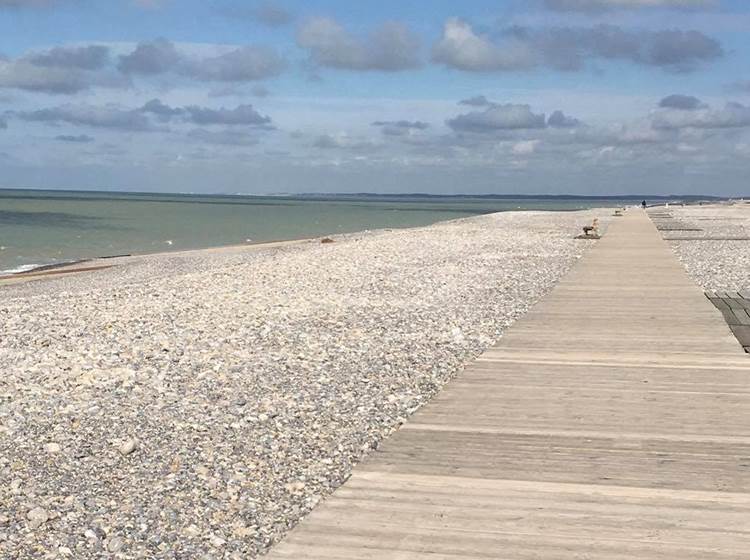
1 0 749 195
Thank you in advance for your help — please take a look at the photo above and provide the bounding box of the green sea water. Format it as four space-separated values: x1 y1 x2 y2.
0 189 645 274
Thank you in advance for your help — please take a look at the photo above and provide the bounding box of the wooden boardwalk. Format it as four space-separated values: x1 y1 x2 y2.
706 292 750 352
266 211 750 559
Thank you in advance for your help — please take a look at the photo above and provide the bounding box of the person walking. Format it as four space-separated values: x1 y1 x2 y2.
641 200 647 209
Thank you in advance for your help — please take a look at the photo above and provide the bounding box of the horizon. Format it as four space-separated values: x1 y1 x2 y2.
0 186 736 200
1 1 750 195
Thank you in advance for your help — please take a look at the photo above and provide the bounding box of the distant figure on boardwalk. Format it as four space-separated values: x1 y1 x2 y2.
641 200 647 209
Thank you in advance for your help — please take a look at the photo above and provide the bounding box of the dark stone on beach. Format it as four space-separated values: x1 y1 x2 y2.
321 238 335 244
73 446 92 459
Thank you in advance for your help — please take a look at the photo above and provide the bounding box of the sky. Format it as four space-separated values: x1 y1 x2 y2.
0 0 749 195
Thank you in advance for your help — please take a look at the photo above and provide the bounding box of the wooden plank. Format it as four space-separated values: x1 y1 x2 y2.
365 430 750 491
730 325 750 348
666 237 750 241
723 309 742 325
708 295 731 311
708 297 732 313
734 310 750 326
663 228 703 231
723 298 746 311
266 212 750 560
703 295 750 334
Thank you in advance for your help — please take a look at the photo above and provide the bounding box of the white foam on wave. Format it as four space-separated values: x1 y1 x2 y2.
0 263 44 276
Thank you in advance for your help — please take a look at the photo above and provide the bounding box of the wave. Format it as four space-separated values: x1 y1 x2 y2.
0 259 86 277
0 263 45 276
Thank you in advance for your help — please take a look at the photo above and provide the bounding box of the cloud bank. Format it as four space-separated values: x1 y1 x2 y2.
14 100 273 131
433 19 723 73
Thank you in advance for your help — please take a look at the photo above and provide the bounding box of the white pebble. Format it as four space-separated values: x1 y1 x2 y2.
118 439 138 456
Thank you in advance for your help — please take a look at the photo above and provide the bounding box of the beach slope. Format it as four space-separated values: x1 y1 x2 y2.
1 209 606 558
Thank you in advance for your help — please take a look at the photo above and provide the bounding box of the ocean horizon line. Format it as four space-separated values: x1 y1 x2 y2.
0 187 736 201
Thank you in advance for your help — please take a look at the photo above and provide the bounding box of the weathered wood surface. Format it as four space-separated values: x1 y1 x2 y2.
666 237 750 241
648 211 703 232
707 292 750 351
265 211 750 559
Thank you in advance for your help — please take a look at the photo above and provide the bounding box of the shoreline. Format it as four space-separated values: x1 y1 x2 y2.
0 205 631 285
0 200 729 285
0 209 574 285
0 237 315 285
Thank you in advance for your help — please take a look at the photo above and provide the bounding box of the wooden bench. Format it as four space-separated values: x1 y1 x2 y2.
582 218 599 237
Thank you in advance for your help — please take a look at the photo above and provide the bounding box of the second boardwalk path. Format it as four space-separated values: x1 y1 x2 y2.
266 210 750 559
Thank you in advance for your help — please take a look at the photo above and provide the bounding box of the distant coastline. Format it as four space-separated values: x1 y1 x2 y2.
0 186 736 203
294 192 731 201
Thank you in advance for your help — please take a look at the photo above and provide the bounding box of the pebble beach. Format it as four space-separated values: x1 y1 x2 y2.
662 203 750 292
0 209 610 559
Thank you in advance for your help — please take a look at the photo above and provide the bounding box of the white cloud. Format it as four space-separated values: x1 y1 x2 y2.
297 17 422 71
117 39 285 82
652 102 750 129
544 0 717 12
512 139 540 155
432 18 535 72
447 104 547 132
311 133 381 152
0 60 90 93
16 103 152 130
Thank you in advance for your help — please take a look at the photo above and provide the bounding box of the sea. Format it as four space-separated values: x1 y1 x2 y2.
0 189 695 275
